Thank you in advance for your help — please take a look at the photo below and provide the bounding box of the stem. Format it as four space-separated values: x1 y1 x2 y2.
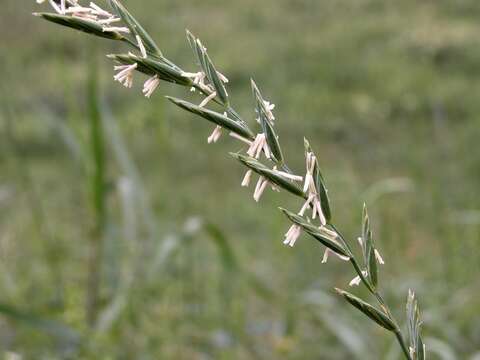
121 36 138 50
395 329 412 360
349 257 375 294
334 226 411 360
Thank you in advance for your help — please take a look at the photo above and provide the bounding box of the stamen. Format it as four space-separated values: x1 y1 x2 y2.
273 170 303 182
283 224 301 247
241 170 252 187
229 132 253 145
142 75 160 98
48 0 62 14
349 270 368 286
136 35 147 58
199 91 217 108
103 26 130 33
207 125 222 144
374 249 385 265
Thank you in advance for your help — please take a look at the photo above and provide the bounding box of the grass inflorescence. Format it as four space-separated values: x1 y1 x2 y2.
33 0 427 358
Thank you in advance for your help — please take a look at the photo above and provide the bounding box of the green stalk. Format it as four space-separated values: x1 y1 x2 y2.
86 43 106 327
333 225 412 360
395 329 412 360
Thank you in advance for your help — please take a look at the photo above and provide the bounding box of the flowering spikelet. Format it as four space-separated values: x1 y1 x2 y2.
300 151 326 225
198 91 217 108
142 75 160 98
136 35 147 58
253 176 268 202
216 71 229 84
321 247 350 263
241 169 253 187
48 0 63 14
89 2 112 17
349 270 369 286
103 26 130 33
207 125 222 144
40 0 120 24
255 99 275 124
114 63 137 88
181 71 210 92
263 100 275 122
230 132 274 193
374 249 385 265
283 224 301 247
246 133 269 159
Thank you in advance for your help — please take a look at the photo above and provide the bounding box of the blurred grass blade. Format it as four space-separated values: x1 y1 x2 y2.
279 208 350 257
147 235 181 280
232 153 305 197
100 104 160 249
108 0 162 56
204 222 238 272
166 96 254 139
86 47 106 327
320 312 369 359
34 12 124 40
363 177 414 205
245 273 276 300
95 176 137 334
0 303 80 345
95 292 128 333
335 288 396 331
202 220 275 300
423 337 455 360
88 59 106 236
38 107 86 168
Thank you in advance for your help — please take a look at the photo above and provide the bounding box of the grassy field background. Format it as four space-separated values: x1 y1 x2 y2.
1 0 480 358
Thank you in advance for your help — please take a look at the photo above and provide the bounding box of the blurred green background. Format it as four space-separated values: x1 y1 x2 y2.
1 0 480 359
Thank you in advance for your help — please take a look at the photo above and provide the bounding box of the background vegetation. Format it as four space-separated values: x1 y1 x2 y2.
1 0 479 358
